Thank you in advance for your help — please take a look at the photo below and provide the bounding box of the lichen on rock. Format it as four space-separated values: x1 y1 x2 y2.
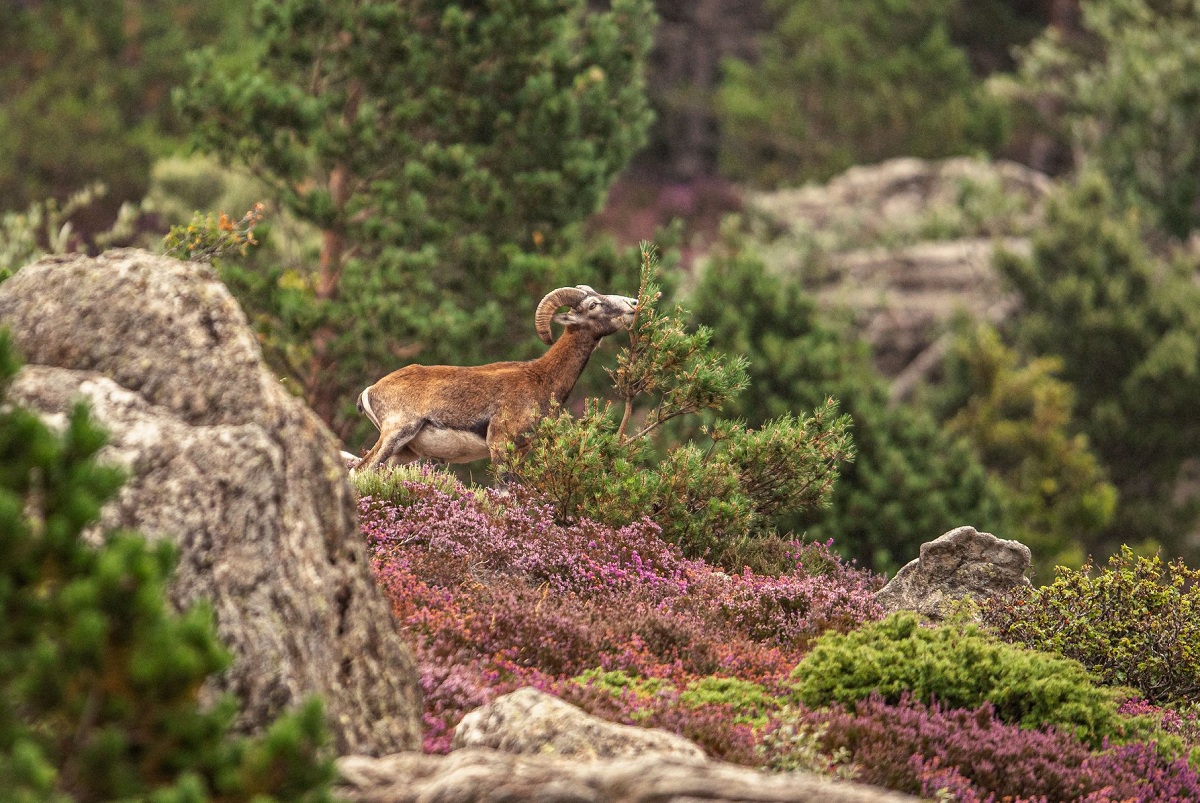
0 249 422 755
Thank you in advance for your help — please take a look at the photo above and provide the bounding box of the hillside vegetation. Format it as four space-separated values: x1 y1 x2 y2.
8 2 1200 799
346 265 1200 800
8 0 1200 571
354 463 1200 801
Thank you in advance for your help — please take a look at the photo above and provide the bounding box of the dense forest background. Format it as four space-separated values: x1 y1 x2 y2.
5 0 1200 577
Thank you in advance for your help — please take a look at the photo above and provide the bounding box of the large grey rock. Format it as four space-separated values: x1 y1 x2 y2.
818 238 1026 378
876 526 1032 622
0 249 422 756
452 687 705 761
745 158 1051 382
750 157 1051 243
336 748 919 803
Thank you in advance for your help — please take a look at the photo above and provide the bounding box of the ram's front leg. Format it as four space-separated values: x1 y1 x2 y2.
486 418 517 465
486 406 538 479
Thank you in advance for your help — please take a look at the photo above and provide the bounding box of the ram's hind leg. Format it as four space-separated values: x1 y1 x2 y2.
353 418 425 472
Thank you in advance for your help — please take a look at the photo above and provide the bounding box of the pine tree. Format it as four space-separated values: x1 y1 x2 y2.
687 237 1004 572
0 330 333 802
1012 0 1200 237
997 173 1200 556
176 0 655 436
0 0 247 230
934 323 1117 576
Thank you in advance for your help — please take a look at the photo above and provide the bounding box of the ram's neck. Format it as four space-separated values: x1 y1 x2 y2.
533 330 601 404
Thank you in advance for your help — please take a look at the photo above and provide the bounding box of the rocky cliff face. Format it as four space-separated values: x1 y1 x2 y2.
0 249 423 756
746 157 1053 388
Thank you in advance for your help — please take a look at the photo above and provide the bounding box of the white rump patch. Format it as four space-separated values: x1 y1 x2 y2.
360 388 380 429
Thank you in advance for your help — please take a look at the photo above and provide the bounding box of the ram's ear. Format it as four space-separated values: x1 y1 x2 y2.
553 311 583 327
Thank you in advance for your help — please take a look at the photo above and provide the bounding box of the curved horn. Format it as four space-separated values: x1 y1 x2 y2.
535 286 590 344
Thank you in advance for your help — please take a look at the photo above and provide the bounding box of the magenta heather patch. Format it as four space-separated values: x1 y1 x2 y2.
360 471 893 763
358 470 1200 796
798 694 1200 802
803 694 1095 798
417 655 502 754
1079 741 1200 802
714 566 883 648
1118 697 1200 742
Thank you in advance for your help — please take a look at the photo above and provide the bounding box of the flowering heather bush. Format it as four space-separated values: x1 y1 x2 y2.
799 695 1200 802
1078 742 1200 803
357 467 883 754
1118 698 1200 746
712 565 884 648
358 467 1200 799
986 547 1200 705
805 695 1094 798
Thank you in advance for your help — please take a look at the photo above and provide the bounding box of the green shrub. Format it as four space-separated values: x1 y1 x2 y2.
574 668 675 700
933 322 1117 576
163 203 265 264
986 547 1200 705
791 612 1130 747
687 235 1004 572
351 463 481 509
501 245 854 562
678 677 779 727
0 330 333 802
574 670 782 728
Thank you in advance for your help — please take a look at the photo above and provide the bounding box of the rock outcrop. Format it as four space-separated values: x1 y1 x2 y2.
452 687 706 761
747 158 1052 384
0 249 422 756
336 748 919 803
876 525 1032 622
816 238 1026 380
750 157 1051 242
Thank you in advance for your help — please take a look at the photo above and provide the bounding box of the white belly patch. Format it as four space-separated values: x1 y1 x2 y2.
409 427 490 463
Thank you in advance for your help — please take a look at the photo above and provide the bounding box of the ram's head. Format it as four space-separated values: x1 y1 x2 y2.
535 285 637 345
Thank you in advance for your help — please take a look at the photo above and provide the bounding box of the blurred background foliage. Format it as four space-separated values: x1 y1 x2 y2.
5 0 1200 574
716 0 1009 187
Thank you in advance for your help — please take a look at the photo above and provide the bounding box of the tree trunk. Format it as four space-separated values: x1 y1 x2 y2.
306 80 362 429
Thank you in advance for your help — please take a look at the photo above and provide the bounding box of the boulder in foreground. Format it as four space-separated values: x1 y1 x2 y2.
337 748 919 802
0 249 423 755
452 687 706 761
